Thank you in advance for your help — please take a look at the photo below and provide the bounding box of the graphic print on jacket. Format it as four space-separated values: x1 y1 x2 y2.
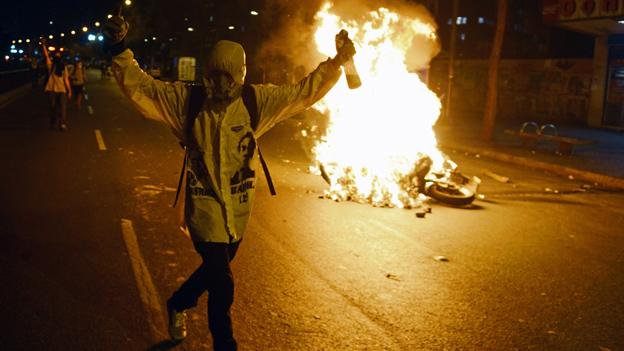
230 131 256 204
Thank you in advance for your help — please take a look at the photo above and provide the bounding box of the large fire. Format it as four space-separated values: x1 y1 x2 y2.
311 2 448 208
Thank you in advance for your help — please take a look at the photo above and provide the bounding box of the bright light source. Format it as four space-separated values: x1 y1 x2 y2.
48 46 56 51
144 38 148 42
95 21 101 27
10 45 15 49
59 48 64 52
60 33 65 37
98 35 104 41
82 26 88 32
49 21 54 25
11 40 16 44
88 34 96 41
26 39 30 43
619 19 624 24
228 25 235 30
4 55 9 61
250 10 259 16
125 0 132 5
18 39 22 43
18 49 24 54
107 14 113 19
49 35 54 39
71 30 76 35
187 27 194 32
152 36 157 41
10 49 17 54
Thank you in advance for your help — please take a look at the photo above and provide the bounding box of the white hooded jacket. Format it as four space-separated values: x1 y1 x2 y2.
112 44 342 243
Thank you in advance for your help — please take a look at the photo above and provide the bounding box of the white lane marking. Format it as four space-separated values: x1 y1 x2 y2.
94 129 107 151
87 105 94 115
120 219 166 340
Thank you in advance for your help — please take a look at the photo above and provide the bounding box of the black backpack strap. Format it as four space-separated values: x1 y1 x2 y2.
242 84 277 196
173 84 207 207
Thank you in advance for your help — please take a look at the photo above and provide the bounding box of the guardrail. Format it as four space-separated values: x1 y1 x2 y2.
0 68 35 94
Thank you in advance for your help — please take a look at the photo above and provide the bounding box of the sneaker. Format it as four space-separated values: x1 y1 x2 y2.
167 302 187 341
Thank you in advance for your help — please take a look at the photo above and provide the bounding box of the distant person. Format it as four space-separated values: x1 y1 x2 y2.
41 41 72 131
30 56 39 89
100 62 107 80
105 14 355 351
70 59 87 110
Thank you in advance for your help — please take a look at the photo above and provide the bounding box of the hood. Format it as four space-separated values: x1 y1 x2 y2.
206 40 246 85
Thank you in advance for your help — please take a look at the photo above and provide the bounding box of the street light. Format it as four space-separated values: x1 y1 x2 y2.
228 26 235 30
25 39 30 43
60 33 65 37
250 10 259 16
124 0 132 5
49 34 54 39
49 20 53 25
187 27 194 32
11 40 16 44
107 14 113 19
17 39 22 43
95 21 101 27
71 30 76 35
88 34 96 41
82 26 88 32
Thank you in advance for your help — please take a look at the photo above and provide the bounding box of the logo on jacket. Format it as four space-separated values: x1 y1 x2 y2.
230 132 256 202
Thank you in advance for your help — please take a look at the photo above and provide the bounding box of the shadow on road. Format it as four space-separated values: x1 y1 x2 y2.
145 339 182 351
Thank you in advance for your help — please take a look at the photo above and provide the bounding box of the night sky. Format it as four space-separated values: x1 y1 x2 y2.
1 0 116 44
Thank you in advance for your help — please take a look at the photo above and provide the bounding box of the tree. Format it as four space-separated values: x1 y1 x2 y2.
481 0 507 141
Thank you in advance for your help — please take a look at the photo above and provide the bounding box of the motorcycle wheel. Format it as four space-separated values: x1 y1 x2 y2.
427 183 475 206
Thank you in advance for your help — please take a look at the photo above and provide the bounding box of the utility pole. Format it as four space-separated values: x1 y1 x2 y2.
444 0 459 125
481 0 508 141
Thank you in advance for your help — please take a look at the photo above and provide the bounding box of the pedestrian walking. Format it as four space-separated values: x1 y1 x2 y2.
70 59 87 110
30 56 40 89
104 14 355 351
41 41 72 131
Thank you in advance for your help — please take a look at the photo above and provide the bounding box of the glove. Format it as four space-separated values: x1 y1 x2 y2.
334 30 356 66
103 15 129 55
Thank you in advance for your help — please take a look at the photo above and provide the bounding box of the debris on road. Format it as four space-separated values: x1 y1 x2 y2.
385 273 401 281
434 255 449 262
483 170 510 183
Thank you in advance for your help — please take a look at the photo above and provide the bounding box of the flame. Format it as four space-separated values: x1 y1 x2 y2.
312 2 448 208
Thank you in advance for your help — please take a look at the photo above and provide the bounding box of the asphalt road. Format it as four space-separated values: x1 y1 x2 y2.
1 71 623 351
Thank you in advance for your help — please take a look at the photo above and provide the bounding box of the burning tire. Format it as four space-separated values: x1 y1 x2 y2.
426 183 475 206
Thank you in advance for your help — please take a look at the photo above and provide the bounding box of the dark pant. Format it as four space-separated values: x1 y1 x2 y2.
48 92 67 128
168 240 240 351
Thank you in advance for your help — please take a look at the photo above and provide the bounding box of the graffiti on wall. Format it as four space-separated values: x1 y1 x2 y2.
429 59 593 123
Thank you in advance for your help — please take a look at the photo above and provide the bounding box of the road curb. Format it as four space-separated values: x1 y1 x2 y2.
0 84 31 110
441 144 624 191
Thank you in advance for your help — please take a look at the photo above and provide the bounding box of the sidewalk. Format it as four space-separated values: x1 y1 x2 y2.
435 118 624 190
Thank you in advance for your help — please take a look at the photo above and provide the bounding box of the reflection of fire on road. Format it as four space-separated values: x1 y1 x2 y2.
310 2 452 208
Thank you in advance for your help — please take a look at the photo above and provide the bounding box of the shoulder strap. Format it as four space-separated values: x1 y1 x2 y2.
184 84 207 146
173 84 206 207
242 85 277 196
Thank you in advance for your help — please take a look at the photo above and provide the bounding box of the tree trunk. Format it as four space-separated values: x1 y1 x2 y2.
444 0 460 125
481 0 507 141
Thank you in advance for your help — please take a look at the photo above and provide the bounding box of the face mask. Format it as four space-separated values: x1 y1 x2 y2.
208 71 238 103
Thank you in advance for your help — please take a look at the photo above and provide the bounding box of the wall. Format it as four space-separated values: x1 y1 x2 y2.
430 58 594 124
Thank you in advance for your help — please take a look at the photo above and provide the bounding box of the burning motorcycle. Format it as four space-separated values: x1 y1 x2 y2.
318 155 480 207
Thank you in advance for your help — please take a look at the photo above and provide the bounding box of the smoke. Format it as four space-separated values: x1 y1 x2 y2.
255 0 440 82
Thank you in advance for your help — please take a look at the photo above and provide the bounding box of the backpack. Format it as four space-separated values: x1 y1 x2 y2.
173 84 276 208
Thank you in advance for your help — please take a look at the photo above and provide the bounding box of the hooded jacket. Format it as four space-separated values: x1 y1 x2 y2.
112 45 342 243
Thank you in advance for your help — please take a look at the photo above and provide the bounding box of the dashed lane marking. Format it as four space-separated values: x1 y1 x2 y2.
120 219 167 340
94 129 107 151
87 105 94 115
